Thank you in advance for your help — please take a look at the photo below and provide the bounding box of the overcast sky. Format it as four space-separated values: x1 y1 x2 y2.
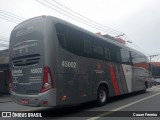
0 0 160 60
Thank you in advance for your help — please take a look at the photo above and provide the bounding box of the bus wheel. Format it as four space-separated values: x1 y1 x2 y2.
97 86 108 106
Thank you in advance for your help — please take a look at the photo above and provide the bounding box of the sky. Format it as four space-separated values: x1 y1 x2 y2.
0 0 160 60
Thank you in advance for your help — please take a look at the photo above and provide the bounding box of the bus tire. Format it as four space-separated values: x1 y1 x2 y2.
96 86 108 106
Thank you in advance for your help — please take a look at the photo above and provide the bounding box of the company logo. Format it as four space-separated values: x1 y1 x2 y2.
2 112 11 117
1 112 42 118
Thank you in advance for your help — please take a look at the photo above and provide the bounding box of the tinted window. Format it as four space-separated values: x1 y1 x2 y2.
121 48 131 64
104 48 110 59
10 17 45 58
84 40 92 54
93 44 103 56
57 33 67 48
116 51 121 62
56 23 134 65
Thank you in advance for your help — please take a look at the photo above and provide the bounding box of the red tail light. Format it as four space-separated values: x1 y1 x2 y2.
41 66 53 93
9 70 14 91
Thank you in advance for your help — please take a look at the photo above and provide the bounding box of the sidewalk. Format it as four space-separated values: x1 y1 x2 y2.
0 94 12 103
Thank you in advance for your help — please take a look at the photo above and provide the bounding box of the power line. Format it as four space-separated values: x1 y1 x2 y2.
36 0 122 36
0 13 22 23
0 4 146 54
0 9 25 24
50 0 151 55
123 34 148 54
0 38 9 49
36 0 147 54
0 16 19 24
44 0 119 34
36 0 115 35
49 0 123 35
51 0 123 35
42 0 149 55
0 43 8 47
0 9 25 21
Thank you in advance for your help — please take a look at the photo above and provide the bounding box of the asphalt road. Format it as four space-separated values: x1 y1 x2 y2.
1 85 160 120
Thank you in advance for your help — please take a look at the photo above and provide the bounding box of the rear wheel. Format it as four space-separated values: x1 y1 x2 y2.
96 86 108 106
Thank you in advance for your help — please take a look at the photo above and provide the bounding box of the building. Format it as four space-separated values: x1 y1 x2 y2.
0 49 10 95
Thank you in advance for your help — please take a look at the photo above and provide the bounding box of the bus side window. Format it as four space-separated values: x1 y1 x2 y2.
121 48 131 65
104 48 110 59
84 40 92 54
117 51 121 62
57 33 67 48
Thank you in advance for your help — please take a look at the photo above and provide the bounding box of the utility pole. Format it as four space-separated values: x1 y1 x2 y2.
149 54 159 62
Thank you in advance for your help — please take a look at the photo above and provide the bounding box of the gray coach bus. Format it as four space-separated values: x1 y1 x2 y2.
9 16 150 107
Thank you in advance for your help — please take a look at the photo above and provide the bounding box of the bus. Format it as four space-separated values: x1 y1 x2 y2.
9 15 150 107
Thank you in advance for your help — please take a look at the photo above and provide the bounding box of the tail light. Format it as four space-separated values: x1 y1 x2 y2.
40 66 53 93
9 70 14 91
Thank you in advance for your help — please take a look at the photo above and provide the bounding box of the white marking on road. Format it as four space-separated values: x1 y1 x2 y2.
87 92 160 120
148 86 158 90
154 87 160 91
147 86 160 91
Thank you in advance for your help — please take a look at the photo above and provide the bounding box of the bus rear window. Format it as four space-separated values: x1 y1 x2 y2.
10 17 45 58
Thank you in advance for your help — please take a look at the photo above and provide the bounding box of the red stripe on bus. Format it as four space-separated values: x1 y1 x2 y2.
110 64 120 96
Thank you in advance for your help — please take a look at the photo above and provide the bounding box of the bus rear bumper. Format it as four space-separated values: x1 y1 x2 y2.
11 88 57 107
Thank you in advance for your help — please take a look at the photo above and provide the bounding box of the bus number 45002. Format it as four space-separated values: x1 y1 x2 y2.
61 61 76 68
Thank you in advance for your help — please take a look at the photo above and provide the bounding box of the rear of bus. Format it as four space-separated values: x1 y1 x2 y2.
9 16 56 107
